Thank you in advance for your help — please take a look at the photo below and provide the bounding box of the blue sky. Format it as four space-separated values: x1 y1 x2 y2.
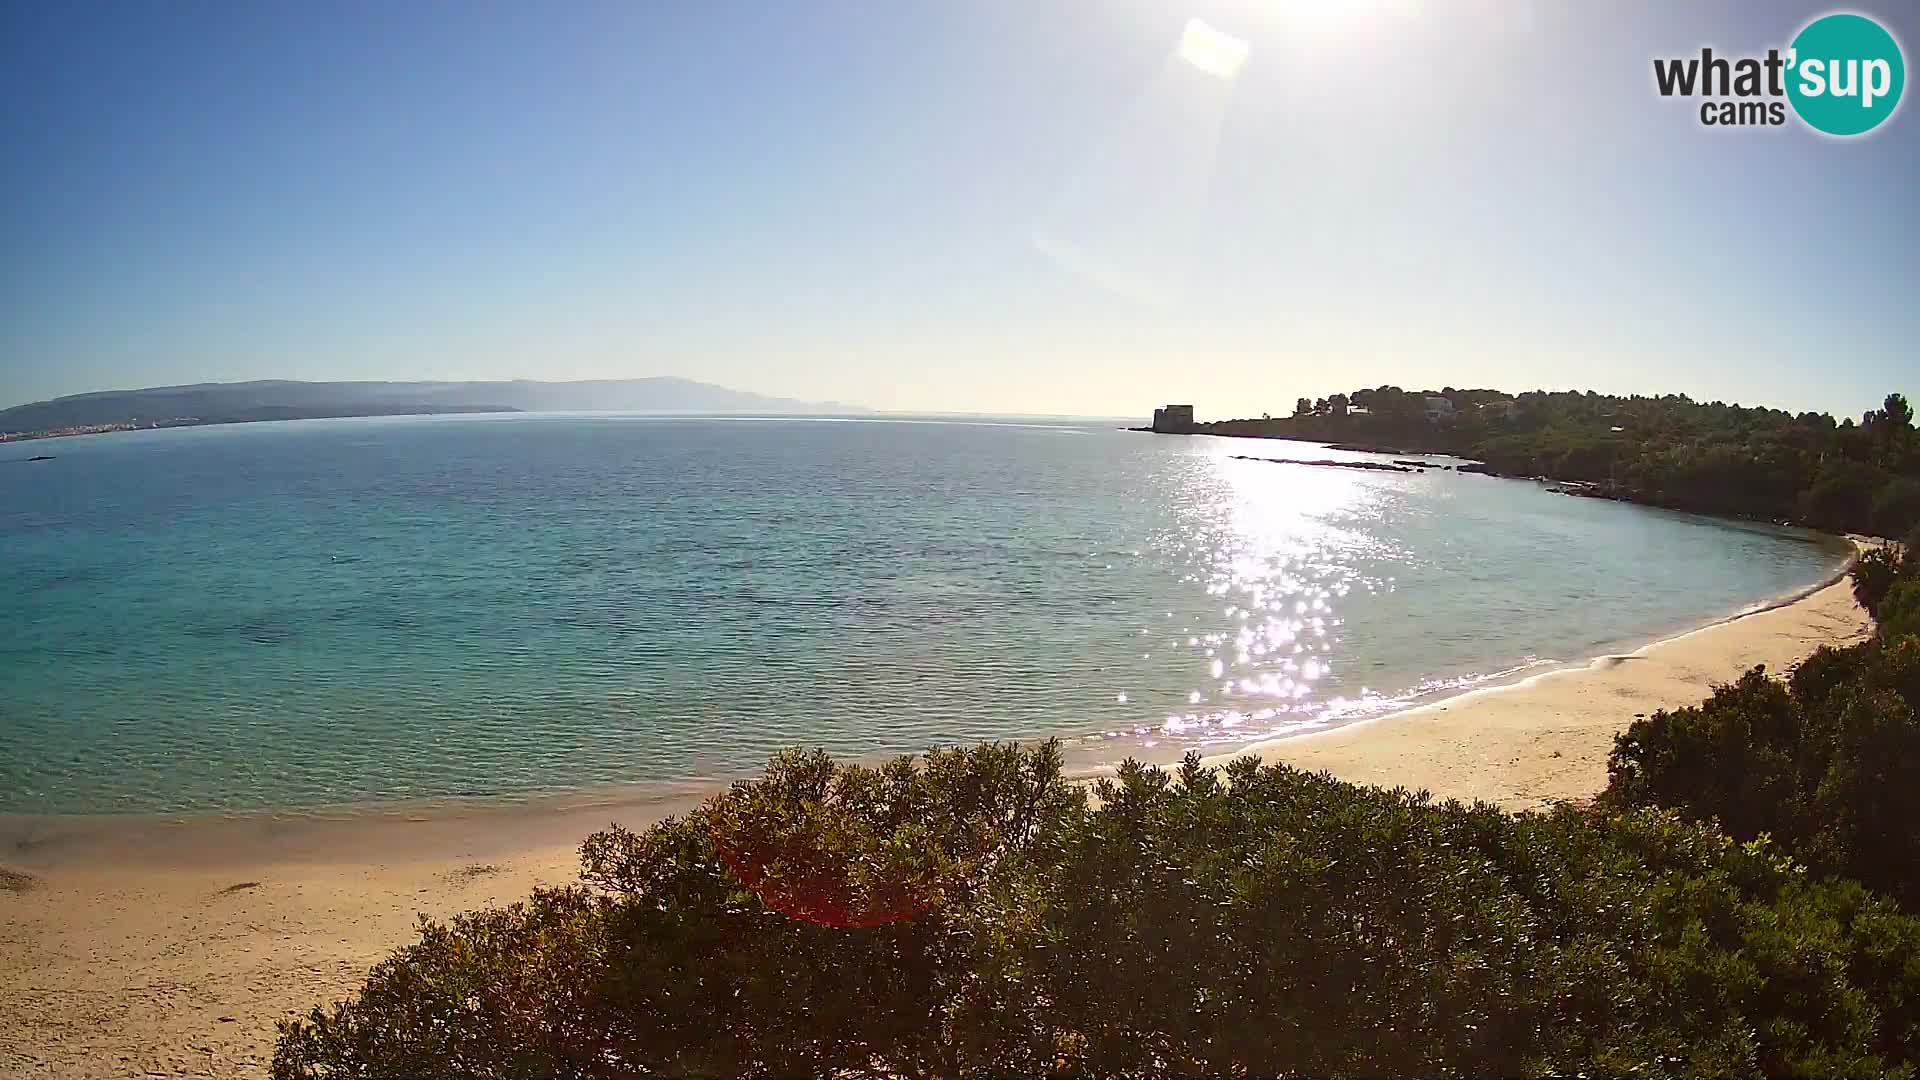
2 1 1915 418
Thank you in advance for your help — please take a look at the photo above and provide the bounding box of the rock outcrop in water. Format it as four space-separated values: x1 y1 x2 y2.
1230 455 1420 474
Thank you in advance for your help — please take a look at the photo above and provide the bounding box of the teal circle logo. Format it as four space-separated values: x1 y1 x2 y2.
1787 13 1905 136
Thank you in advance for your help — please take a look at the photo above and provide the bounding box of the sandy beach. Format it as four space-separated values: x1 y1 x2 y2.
0 568 1874 1079
1208 566 1873 811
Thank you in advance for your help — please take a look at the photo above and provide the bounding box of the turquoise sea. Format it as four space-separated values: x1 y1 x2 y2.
0 415 1849 815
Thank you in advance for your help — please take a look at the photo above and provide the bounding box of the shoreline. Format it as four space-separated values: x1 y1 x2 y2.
0 541 1858 872
1 554 1875 1078
1201 553 1871 811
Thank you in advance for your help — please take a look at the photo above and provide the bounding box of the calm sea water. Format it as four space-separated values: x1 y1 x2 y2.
0 415 1847 815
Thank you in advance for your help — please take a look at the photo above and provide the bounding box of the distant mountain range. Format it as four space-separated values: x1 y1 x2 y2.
0 378 863 435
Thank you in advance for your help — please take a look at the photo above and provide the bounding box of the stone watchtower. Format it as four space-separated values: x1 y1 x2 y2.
1151 404 1195 433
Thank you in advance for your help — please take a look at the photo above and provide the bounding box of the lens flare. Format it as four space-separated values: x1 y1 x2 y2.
1179 18 1251 80
1033 19 1250 305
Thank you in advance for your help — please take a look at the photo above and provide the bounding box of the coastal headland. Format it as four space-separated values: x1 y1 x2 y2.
1130 388 1920 541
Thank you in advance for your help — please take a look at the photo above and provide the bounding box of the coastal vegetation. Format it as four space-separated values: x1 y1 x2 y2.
278 740 1920 1079
1607 534 1920 908
1193 388 1920 538
270 523 1920 1080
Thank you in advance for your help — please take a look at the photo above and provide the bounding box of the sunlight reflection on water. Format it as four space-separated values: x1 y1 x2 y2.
1081 447 1579 759
0 418 1848 813
1124 451 1398 747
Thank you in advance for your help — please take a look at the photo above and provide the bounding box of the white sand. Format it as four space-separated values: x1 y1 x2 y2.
1208 569 1870 811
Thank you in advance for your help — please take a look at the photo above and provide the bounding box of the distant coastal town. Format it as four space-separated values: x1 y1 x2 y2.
0 418 199 443
0 405 515 444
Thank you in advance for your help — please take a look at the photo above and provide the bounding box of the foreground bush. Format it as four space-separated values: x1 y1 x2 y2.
1606 634 1920 911
276 743 1920 1079
1882 580 1920 642
1855 533 1920 629
1606 546 1920 911
1854 543 1908 615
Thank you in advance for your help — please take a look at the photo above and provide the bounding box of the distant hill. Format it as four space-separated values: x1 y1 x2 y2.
0 378 861 434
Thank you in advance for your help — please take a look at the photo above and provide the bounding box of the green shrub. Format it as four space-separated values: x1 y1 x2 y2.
1604 666 1813 842
1882 580 1920 643
277 744 1920 1079
1607 639 1920 911
1854 545 1909 617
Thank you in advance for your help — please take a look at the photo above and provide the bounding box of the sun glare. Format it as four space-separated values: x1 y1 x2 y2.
1178 19 1251 81
1033 16 1244 305
1260 0 1424 20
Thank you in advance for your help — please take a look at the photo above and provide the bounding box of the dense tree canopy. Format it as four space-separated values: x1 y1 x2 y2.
1196 388 1920 537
